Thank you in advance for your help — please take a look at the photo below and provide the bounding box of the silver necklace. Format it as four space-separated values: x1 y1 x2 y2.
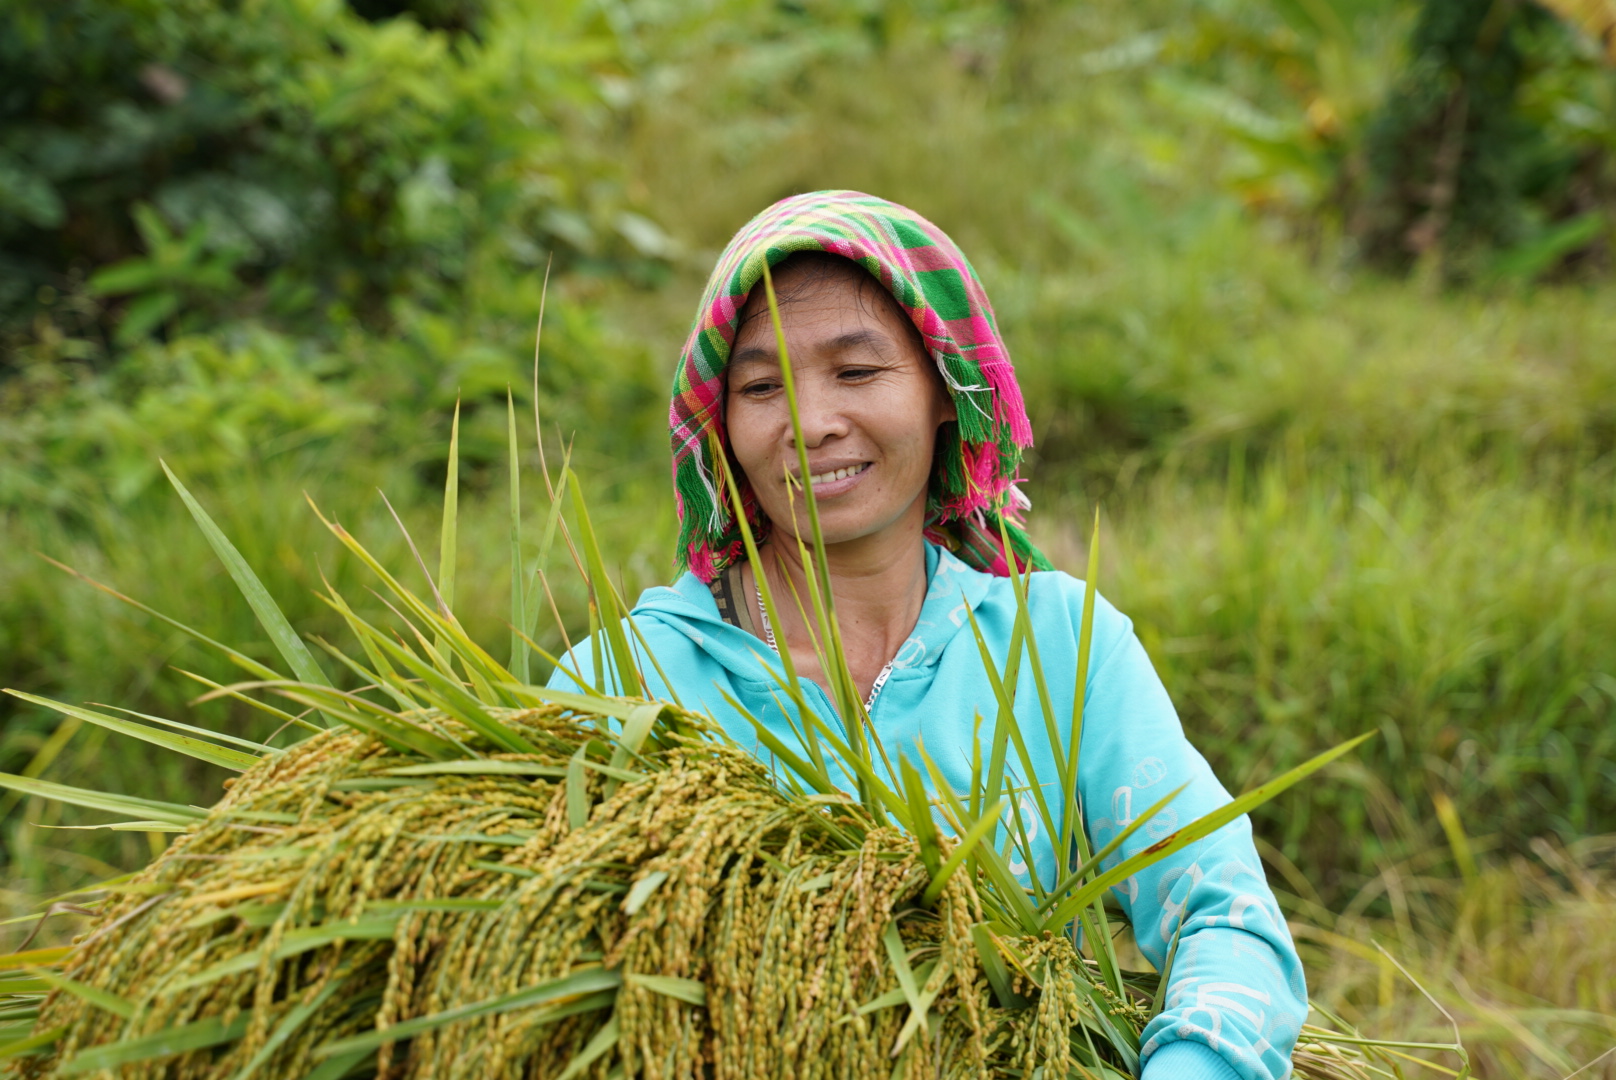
753 572 895 712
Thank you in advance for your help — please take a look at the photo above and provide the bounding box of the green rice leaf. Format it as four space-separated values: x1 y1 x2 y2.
508 392 530 683
1071 973 1139 1069
712 436 824 779
170 916 400 991
511 686 639 722
248 683 459 760
1037 784 1187 915
470 860 536 878
3 691 262 772
757 263 874 803
853 987 908 1016
312 969 621 1058
567 746 590 829
567 470 643 698
961 601 1025 854
59 1014 250 1075
557 1015 618 1080
100 695 292 750
364 899 504 913
1148 917 1186 1022
881 921 940 1055
40 820 189 833
26 967 135 1019
352 634 535 754
1042 732 1376 931
604 702 660 798
881 922 919 1007
226 971 350 1080
622 871 669 915
0 1024 65 1061
0 979 50 994
969 924 1031 1010
303 1047 369 1080
162 462 330 694
0 948 74 972
0 773 203 826
381 761 566 778
626 973 706 1007
920 796 1005 906
439 399 461 621
897 755 939 874
990 523 1064 874
576 761 643 782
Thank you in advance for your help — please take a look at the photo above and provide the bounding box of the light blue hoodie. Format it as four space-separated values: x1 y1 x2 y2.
549 542 1308 1080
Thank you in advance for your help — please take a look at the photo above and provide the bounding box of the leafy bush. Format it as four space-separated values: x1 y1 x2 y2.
0 0 670 359
1354 0 1616 280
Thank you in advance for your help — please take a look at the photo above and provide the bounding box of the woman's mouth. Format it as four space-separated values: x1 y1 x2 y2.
803 462 871 494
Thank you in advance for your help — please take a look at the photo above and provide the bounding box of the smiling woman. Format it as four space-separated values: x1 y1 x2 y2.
550 191 1311 1080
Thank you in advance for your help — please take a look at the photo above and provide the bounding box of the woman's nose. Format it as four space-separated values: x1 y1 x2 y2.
787 379 850 448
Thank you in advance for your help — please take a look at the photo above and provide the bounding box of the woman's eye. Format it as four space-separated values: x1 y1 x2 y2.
740 380 780 397
839 367 880 381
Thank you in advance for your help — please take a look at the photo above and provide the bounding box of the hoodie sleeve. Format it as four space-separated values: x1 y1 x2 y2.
1076 598 1308 1080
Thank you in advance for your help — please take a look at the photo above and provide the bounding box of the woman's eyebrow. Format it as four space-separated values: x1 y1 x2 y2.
826 328 890 356
730 345 776 366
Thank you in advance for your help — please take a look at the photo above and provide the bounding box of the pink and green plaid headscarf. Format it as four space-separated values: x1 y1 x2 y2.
670 190 1051 582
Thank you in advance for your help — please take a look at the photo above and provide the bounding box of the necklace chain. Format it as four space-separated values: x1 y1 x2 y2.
753 571 894 712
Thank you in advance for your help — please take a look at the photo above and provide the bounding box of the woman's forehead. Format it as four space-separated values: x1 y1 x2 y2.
732 260 917 354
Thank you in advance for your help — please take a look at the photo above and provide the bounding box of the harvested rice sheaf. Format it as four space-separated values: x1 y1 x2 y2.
13 704 1375 1080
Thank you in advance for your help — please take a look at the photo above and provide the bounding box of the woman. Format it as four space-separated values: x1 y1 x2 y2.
551 191 1307 1080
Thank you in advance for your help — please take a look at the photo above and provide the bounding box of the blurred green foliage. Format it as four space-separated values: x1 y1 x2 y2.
0 0 670 354
2 0 1615 911
1356 0 1616 279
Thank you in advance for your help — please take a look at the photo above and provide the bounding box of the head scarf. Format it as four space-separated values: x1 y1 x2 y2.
669 190 1052 582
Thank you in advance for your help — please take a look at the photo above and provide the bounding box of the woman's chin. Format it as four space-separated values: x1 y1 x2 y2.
810 507 922 550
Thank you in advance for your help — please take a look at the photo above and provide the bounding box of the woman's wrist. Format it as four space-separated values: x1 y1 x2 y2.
1140 1039 1243 1080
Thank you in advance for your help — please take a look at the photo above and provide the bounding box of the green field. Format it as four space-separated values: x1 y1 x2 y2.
3 0 1614 1075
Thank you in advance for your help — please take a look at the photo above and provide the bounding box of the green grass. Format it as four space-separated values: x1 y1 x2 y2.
1048 447 1615 898
1295 834 1616 1079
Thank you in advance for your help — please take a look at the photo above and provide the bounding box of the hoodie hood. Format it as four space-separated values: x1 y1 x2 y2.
668 190 1052 583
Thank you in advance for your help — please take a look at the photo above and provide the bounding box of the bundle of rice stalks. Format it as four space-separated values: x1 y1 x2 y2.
1 701 1148 1080
3 693 1401 1080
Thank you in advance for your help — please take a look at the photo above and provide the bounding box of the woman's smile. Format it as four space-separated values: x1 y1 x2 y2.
804 460 871 495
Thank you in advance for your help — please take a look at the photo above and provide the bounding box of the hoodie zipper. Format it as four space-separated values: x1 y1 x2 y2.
754 577 895 713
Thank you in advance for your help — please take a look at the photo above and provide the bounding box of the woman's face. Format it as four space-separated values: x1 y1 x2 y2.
724 259 955 548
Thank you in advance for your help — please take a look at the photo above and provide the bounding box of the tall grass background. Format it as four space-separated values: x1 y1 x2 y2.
3 0 1614 1074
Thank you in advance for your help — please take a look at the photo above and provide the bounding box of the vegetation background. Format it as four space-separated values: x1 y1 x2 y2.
2 0 1613 1075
